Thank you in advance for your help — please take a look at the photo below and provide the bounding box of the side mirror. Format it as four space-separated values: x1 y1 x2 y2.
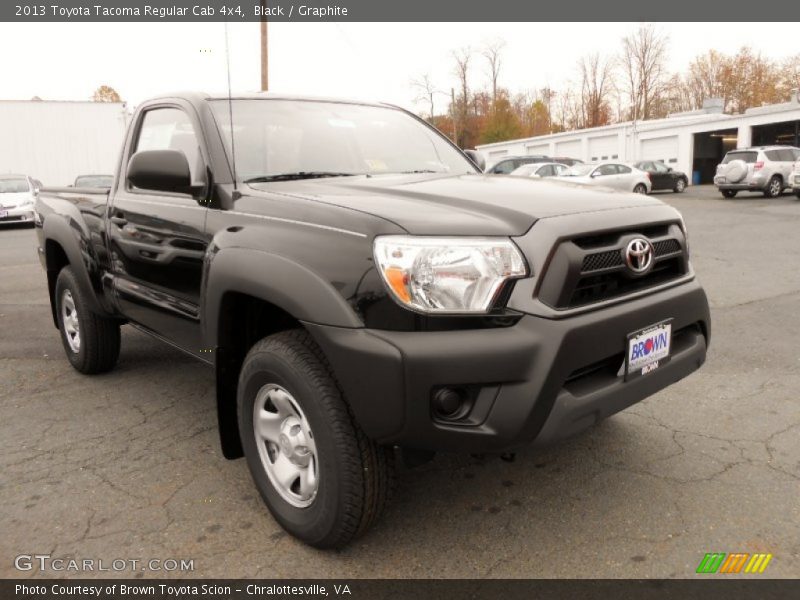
463 149 486 172
127 149 192 194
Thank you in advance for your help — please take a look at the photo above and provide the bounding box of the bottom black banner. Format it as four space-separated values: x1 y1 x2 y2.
3 579 799 600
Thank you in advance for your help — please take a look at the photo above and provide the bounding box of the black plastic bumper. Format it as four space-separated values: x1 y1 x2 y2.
305 280 710 454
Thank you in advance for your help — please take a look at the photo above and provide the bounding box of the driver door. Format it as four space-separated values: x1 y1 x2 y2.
107 104 210 356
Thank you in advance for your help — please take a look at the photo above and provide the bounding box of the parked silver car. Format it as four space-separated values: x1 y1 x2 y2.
510 162 569 178
714 146 800 198
556 162 651 194
791 160 800 199
0 175 40 227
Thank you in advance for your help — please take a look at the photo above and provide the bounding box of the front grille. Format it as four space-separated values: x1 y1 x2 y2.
581 238 683 275
537 223 689 310
582 249 624 272
570 257 684 307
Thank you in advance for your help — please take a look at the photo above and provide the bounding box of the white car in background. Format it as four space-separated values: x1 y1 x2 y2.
556 162 651 194
791 160 800 199
510 162 569 178
0 175 40 227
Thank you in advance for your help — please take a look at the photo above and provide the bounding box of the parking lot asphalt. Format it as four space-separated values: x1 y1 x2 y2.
1 185 798 579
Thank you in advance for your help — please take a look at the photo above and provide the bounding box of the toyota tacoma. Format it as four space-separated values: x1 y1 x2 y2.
35 92 710 548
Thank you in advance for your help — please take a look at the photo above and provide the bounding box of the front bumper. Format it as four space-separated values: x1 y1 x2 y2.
305 279 710 453
0 205 35 225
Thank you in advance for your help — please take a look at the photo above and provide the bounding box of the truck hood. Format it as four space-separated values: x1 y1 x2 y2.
247 173 666 236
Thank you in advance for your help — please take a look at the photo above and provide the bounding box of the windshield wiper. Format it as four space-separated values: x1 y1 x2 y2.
244 172 360 183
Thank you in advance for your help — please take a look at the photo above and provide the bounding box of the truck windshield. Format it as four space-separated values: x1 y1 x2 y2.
0 178 29 193
208 99 477 181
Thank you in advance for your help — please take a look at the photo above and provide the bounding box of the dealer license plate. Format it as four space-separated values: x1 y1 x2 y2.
625 320 672 379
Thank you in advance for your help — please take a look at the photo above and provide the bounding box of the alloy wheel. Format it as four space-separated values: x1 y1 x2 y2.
253 384 319 508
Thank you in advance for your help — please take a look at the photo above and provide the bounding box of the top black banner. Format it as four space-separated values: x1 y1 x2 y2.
5 0 800 22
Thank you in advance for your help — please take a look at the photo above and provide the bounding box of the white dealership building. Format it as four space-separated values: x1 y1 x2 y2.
0 99 129 186
477 92 800 184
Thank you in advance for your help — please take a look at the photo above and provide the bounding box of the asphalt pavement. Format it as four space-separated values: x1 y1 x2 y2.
1 185 798 578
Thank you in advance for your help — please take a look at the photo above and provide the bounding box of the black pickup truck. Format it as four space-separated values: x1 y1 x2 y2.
35 92 710 548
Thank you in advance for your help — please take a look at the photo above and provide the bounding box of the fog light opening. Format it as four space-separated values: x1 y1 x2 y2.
432 387 469 420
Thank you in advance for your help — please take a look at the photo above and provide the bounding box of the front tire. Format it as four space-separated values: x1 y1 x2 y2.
55 267 120 374
238 329 394 549
674 178 686 193
633 183 648 194
764 176 783 198
721 189 738 199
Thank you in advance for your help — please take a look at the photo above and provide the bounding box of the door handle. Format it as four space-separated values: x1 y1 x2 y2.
110 216 128 226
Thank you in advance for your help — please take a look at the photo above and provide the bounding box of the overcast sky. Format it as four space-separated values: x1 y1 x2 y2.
2 22 798 111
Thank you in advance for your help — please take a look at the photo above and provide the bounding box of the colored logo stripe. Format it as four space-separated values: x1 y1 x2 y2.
696 553 773 574
697 553 726 574
744 554 773 573
719 553 749 573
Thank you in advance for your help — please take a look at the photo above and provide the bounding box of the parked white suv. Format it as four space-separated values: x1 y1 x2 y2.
714 146 800 199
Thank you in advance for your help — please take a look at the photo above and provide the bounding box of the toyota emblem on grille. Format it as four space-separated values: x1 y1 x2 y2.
624 238 653 274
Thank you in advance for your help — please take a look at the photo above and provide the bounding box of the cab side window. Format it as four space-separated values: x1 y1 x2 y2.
134 108 206 187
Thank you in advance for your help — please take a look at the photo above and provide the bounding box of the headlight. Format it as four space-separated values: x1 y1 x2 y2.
373 236 528 314
678 216 690 257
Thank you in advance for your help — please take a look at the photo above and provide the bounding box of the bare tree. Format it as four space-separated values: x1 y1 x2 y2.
411 73 440 121
577 53 614 128
92 85 121 102
620 25 669 120
452 47 473 146
482 39 505 106
685 50 732 110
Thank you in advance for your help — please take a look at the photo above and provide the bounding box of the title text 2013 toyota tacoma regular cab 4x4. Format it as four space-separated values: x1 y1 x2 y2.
35 93 710 548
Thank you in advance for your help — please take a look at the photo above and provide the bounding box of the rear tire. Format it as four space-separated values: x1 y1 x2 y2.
764 176 783 198
674 178 686 193
633 183 648 194
237 329 394 549
55 267 121 374
721 189 738 199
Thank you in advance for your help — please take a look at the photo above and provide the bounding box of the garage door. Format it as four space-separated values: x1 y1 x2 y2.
554 139 582 160
526 143 549 156
588 135 619 161
641 136 679 164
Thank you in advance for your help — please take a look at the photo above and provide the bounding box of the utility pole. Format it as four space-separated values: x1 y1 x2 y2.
451 87 457 144
260 1 268 91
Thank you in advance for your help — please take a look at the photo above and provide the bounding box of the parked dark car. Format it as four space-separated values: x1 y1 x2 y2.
486 155 551 174
36 92 710 549
633 161 688 193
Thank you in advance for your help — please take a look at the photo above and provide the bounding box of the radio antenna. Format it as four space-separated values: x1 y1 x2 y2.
224 21 238 191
